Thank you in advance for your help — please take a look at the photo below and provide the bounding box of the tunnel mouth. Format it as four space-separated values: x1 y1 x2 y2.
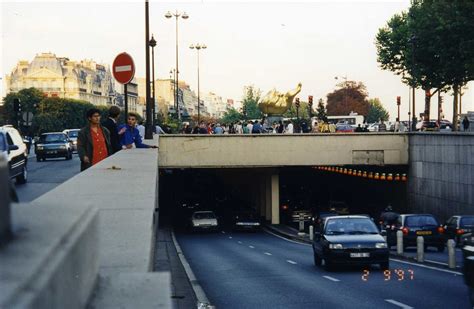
158 166 408 231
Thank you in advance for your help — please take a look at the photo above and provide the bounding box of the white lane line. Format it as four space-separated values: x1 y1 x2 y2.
228 236 233 239
221 231 226 234
424 259 448 266
385 299 413 309
249 245 255 249
390 258 463 275
237 241 243 244
263 228 311 246
286 260 297 265
264 252 272 256
322 275 340 282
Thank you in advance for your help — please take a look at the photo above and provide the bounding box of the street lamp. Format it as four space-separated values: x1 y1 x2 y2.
189 43 207 123
408 34 417 131
149 34 157 126
165 10 189 122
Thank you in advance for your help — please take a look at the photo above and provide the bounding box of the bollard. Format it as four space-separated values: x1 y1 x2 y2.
0 155 12 246
309 225 314 241
396 230 404 255
383 235 387 242
448 239 456 269
417 236 424 262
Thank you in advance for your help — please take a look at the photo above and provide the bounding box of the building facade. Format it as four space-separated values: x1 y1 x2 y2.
5 53 115 106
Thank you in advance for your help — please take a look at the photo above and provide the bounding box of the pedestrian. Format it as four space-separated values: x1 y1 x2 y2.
301 121 309 133
285 120 294 134
155 123 166 135
77 108 113 171
378 119 387 132
394 118 400 132
192 125 199 134
277 121 285 134
463 116 470 131
246 121 254 134
136 120 145 139
235 121 243 134
102 105 122 154
354 124 363 132
118 113 158 149
199 122 208 134
214 123 224 134
252 120 263 133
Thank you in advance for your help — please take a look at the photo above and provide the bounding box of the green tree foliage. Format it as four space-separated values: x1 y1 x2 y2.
2 88 45 125
326 81 370 117
366 98 389 123
315 98 327 121
242 85 262 119
284 101 310 120
220 107 243 124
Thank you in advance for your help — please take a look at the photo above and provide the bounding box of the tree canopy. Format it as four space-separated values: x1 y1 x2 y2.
242 85 262 119
326 81 370 117
366 98 390 123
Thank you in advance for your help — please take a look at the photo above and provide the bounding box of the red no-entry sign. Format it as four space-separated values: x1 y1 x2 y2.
112 52 135 84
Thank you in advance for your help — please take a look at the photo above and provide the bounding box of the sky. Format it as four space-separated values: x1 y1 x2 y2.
1 0 472 121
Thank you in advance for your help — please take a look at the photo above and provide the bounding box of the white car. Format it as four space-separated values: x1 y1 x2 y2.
190 211 219 232
367 123 379 132
0 126 28 184
63 129 80 152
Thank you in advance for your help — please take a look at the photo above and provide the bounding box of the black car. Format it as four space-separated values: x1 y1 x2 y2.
35 132 73 161
312 215 389 270
444 216 474 245
386 214 446 252
1 126 28 184
462 233 474 306
232 211 261 231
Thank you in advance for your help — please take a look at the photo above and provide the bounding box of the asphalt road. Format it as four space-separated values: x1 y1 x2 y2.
14 152 81 203
176 230 470 309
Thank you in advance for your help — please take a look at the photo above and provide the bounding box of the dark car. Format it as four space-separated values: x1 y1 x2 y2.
312 215 389 270
232 211 261 231
462 233 474 306
35 132 73 161
386 214 446 252
1 126 28 184
445 216 474 246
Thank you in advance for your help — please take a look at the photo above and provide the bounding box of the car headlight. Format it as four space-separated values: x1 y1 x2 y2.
192 222 200 227
59 145 66 149
211 221 218 226
329 243 344 249
375 242 387 249
73 141 77 145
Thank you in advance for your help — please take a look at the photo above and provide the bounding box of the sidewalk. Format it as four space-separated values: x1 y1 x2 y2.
264 224 463 271
154 226 198 309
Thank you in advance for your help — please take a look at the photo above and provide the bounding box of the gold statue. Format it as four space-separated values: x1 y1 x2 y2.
258 83 302 115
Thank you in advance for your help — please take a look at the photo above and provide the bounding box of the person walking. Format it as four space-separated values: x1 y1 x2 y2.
77 108 113 171
246 121 254 134
252 120 263 134
214 123 224 134
463 116 470 131
277 121 285 134
285 120 294 134
378 119 387 132
118 113 158 149
102 105 122 154
136 120 145 139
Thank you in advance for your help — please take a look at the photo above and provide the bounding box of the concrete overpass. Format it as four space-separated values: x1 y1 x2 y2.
158 133 409 168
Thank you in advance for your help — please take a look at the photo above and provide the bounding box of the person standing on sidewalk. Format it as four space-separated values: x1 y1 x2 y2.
77 108 112 171
463 116 470 131
118 113 158 149
102 105 122 154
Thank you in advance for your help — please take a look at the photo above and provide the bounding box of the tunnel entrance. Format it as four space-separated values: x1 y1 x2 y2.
158 166 408 230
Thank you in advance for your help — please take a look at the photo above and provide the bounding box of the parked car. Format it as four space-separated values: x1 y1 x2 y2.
462 233 474 306
35 132 73 161
367 123 379 132
336 123 354 133
416 120 439 131
232 211 261 231
386 214 446 252
312 215 389 270
189 211 219 232
0 126 28 184
444 215 474 245
63 129 80 152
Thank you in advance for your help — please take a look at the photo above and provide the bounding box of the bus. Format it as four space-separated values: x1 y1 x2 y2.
311 113 365 128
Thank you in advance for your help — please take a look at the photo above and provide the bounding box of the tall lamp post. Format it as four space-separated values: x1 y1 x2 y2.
408 35 417 131
189 43 207 123
144 0 153 139
165 10 189 122
149 35 157 126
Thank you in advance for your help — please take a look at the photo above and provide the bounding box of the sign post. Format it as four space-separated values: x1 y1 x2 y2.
112 53 135 118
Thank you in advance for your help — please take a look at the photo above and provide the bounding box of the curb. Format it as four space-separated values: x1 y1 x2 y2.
265 224 462 271
170 230 214 309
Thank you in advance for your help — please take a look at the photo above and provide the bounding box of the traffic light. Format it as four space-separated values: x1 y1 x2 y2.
308 95 313 106
295 98 300 108
13 98 21 113
439 96 443 104
396 96 401 105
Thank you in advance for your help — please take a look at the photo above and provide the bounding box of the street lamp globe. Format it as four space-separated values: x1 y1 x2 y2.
165 11 172 18
149 35 157 48
189 44 195 49
182 12 189 19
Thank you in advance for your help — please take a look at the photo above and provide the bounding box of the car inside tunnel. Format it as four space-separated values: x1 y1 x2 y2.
158 166 408 231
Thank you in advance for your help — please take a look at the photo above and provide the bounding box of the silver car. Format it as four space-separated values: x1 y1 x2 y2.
190 211 219 232
63 129 80 152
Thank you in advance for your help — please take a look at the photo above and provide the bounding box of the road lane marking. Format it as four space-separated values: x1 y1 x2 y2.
322 276 340 282
228 236 233 239
286 260 297 264
263 228 311 246
264 252 272 256
424 259 460 268
390 258 463 275
249 245 255 249
385 299 413 309
237 241 243 244
221 231 226 234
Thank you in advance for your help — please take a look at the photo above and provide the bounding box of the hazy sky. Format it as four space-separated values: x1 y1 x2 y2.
1 0 472 121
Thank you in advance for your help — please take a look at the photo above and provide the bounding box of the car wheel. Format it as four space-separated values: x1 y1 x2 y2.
313 251 322 267
322 258 332 271
16 166 28 184
380 261 390 270
437 245 445 253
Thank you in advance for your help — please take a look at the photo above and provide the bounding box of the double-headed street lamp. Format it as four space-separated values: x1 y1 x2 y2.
189 43 207 123
165 10 189 121
149 34 157 125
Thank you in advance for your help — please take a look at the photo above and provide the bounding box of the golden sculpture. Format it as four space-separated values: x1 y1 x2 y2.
258 83 302 115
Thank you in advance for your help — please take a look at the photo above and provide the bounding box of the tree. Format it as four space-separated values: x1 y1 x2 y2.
326 81 370 117
2 88 45 129
315 98 327 121
284 101 310 120
242 85 262 119
220 107 243 124
366 98 389 123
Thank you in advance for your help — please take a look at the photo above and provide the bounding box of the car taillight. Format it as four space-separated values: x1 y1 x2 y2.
402 227 409 235
456 229 465 235
437 227 444 234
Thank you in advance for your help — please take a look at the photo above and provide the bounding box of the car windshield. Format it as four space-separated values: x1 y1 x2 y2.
193 212 216 219
460 217 474 227
405 215 438 227
236 212 256 219
325 218 379 235
40 134 67 143
67 130 79 138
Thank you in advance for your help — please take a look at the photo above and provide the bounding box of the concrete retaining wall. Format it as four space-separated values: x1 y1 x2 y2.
408 133 474 221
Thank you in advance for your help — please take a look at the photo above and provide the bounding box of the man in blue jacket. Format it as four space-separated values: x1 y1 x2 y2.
118 113 158 149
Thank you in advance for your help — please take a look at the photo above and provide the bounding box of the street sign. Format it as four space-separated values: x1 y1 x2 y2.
112 52 135 84
22 112 34 126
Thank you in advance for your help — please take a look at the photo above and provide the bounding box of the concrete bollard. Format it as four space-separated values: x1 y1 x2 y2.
396 230 404 255
0 155 12 246
417 236 424 262
448 239 456 269
309 225 314 241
